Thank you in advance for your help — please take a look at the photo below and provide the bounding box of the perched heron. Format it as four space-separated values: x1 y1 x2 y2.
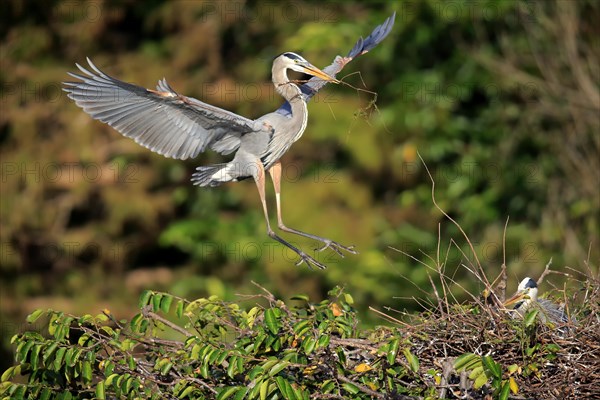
63 13 395 269
504 277 574 326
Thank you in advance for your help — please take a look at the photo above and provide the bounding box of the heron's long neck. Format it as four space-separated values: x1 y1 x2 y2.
272 66 306 115
272 66 308 143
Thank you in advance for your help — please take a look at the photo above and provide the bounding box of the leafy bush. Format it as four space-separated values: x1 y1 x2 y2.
2 275 598 399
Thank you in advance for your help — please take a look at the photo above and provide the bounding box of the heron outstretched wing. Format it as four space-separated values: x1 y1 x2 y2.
276 12 395 117
63 58 256 159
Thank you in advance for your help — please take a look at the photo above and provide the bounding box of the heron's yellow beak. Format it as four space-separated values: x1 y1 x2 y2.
300 64 339 83
504 291 530 307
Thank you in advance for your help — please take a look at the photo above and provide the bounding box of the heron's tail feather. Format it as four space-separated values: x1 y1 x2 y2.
191 163 231 187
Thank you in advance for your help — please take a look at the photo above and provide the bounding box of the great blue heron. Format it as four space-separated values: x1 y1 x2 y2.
504 277 574 326
63 13 395 269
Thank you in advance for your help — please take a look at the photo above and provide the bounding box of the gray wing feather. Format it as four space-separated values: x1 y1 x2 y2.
537 298 570 324
275 12 396 117
63 58 254 159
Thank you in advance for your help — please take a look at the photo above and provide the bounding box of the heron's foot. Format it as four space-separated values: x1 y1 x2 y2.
315 240 358 257
294 251 327 270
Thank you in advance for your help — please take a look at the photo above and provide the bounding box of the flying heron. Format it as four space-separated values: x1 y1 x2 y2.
63 13 396 269
504 277 574 327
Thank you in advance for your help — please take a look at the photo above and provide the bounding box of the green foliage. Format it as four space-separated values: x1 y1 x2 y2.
455 353 517 399
0 288 423 399
3 278 599 399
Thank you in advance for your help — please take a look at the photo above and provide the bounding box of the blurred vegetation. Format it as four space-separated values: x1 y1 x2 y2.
1 0 598 375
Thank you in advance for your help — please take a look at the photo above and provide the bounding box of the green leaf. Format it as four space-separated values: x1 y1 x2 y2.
103 360 115 376
292 385 306 400
191 344 201 360
77 334 90 347
130 313 143 331
48 312 61 336
139 290 153 308
82 361 92 383
80 314 94 324
217 386 238 400
26 309 45 324
205 348 218 365
10 333 19 344
227 356 238 378
160 295 174 314
6 383 25 398
128 355 136 370
302 337 316 355
17 340 34 363
545 343 560 353
524 309 539 327
64 347 81 367
245 306 260 328
253 334 266 353
100 325 116 337
474 372 489 389
269 361 289 377
139 319 149 334
403 348 419 373
387 338 399 364
95 313 109 322
342 382 360 394
454 353 480 371
95 380 105 399
321 380 335 393
200 362 209 379
293 320 311 337
39 388 51 400
216 350 230 365
53 346 67 371
336 347 347 366
236 356 244 376
275 376 295 400
248 365 265 381
1 365 20 382
317 334 330 349
233 387 248 400
259 379 270 400
290 294 309 302
469 365 485 381
482 356 502 380
29 344 41 370
105 373 119 387
176 301 184 319
343 293 354 305
152 293 163 313
499 381 511 400
264 308 281 335
179 385 195 399
160 361 173 376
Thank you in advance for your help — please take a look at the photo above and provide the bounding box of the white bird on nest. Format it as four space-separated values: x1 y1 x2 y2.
504 277 576 330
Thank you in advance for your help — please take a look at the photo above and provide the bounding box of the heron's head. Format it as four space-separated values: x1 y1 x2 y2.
504 277 539 308
275 52 339 83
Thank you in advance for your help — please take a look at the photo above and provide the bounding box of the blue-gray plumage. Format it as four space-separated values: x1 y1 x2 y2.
505 277 575 328
63 13 395 269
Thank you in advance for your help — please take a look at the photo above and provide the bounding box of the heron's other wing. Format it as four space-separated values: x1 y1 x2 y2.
276 12 396 117
63 58 255 159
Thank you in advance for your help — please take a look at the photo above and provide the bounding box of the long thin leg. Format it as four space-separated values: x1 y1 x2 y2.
268 161 357 257
253 160 326 269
